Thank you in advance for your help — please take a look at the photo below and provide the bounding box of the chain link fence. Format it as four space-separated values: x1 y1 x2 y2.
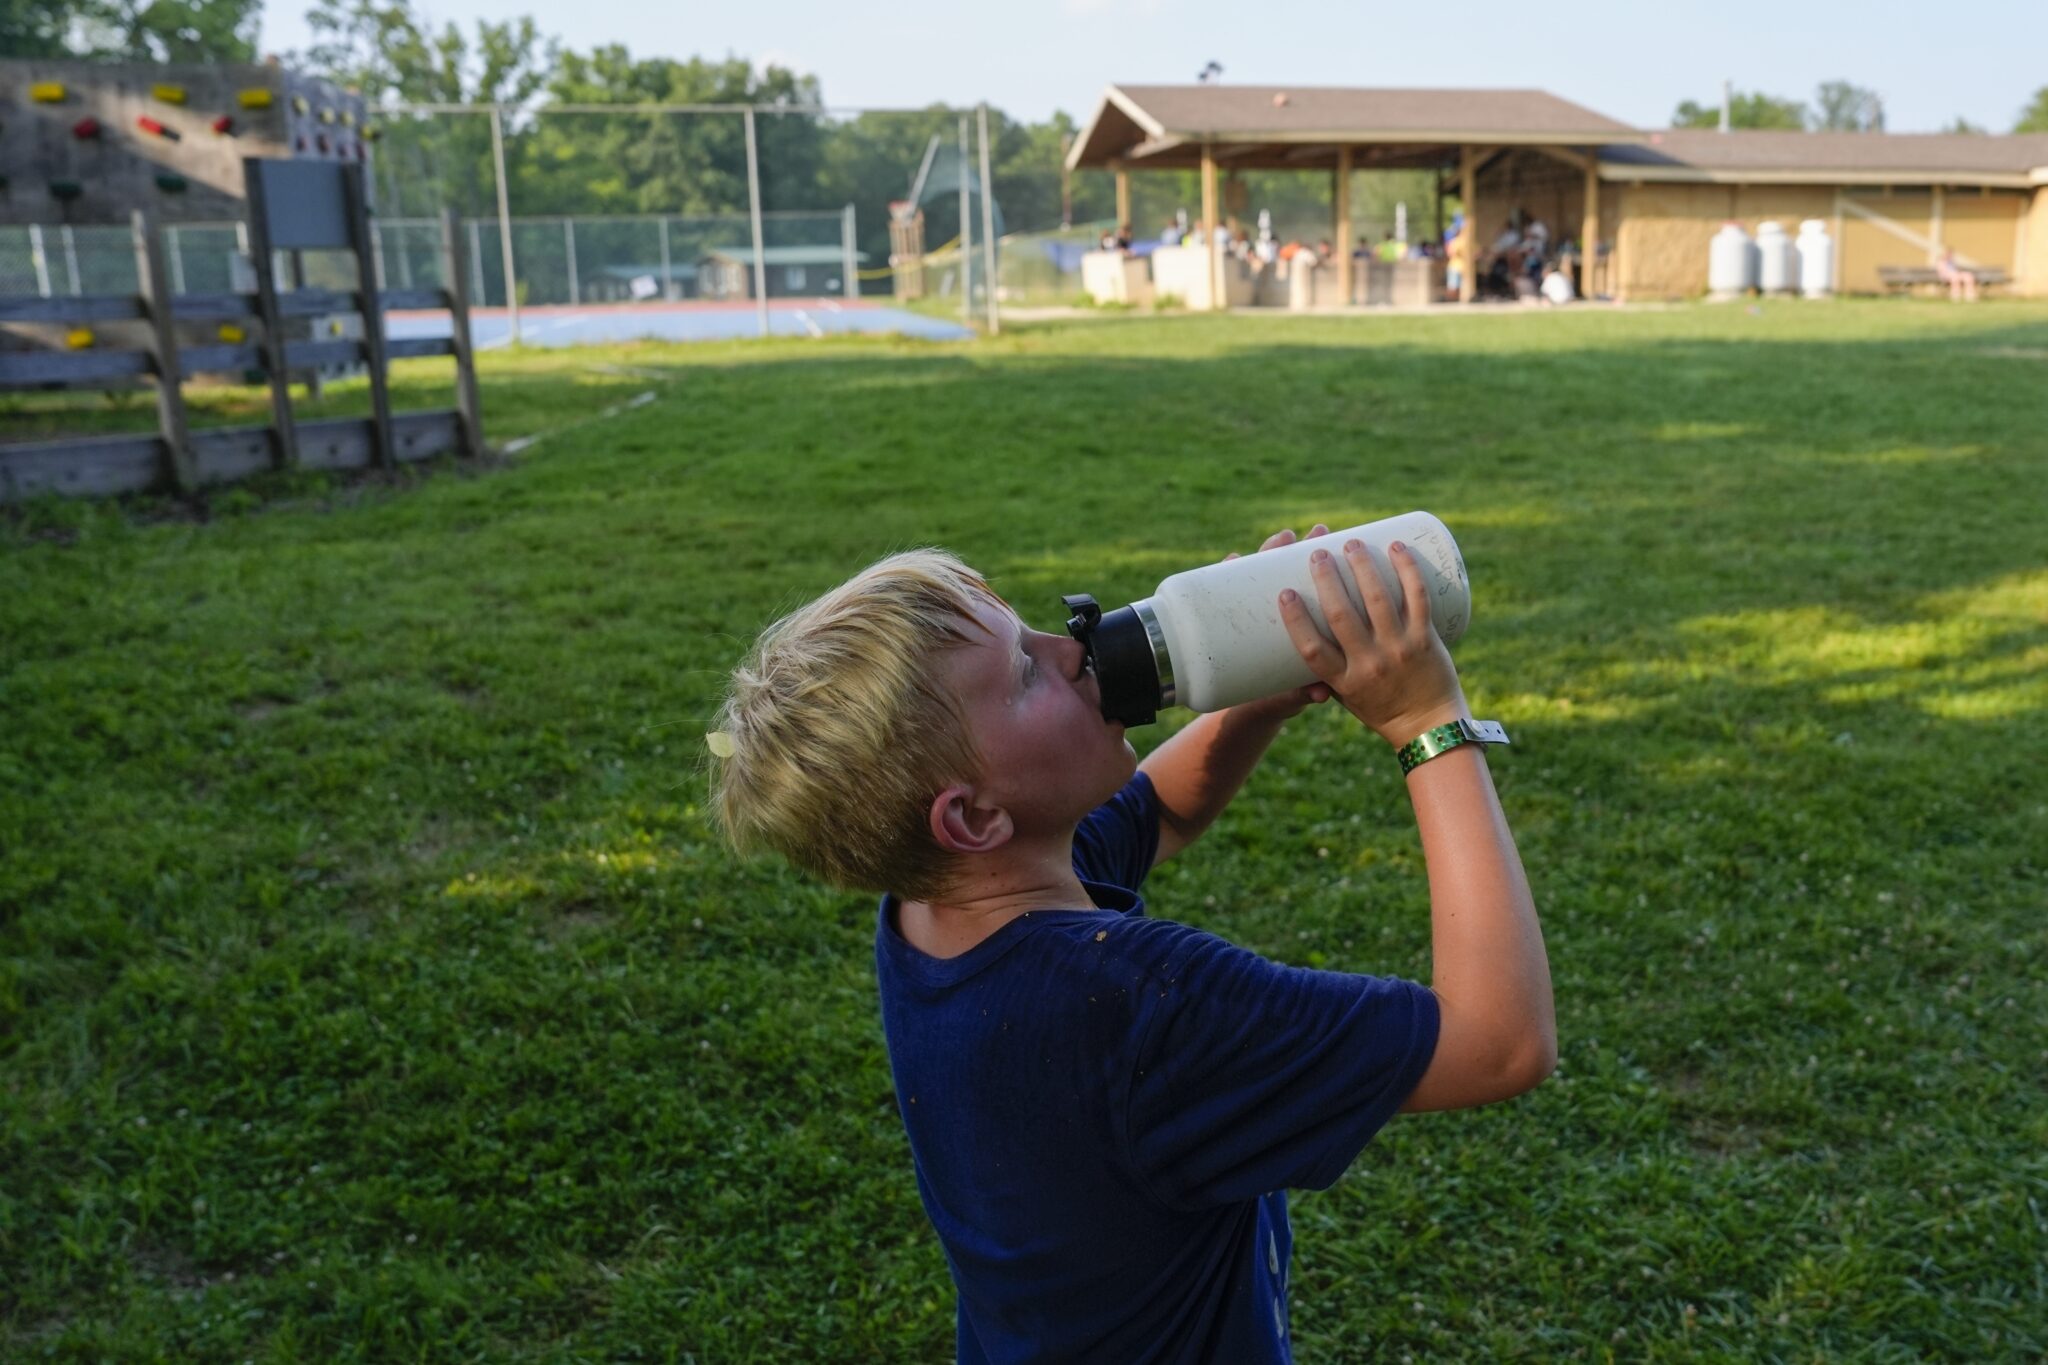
4 100 1448 334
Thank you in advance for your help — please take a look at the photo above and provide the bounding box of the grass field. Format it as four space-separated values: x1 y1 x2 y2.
4 301 2047 1362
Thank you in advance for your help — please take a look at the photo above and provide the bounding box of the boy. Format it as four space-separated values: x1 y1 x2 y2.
709 526 1554 1362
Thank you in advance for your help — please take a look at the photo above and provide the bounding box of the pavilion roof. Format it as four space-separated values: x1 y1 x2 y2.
1067 85 1640 172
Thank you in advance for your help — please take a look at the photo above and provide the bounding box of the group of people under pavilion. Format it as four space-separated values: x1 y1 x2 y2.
1064 84 1635 309
1096 204 1588 305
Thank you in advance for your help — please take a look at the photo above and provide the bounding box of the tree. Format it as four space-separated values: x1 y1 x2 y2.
300 0 551 106
1811 80 1884 132
1942 116 1985 134
297 0 553 218
8 0 258 61
1672 91 1807 130
520 50 825 218
2 0 80 56
2017 86 2048 133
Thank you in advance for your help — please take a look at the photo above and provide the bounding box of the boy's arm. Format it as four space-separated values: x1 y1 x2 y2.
1279 538 1555 1112
1139 706 1290 869
1141 525 1334 869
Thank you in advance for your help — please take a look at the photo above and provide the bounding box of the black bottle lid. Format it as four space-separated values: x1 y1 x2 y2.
1062 593 1162 728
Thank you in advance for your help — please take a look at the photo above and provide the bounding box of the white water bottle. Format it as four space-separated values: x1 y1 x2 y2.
1061 511 1470 726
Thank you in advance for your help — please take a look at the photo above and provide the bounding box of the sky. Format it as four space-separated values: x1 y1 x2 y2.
261 0 2048 134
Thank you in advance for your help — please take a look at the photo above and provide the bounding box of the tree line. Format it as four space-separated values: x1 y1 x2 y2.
15 0 2047 267
1673 80 2048 134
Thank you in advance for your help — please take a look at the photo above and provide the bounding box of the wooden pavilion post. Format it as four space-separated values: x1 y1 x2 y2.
1335 146 1354 306
1582 157 1601 300
1200 142 1222 310
1114 164 1131 233
1458 145 1479 303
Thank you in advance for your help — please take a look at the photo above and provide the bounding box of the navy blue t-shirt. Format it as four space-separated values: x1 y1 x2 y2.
876 770 1440 1364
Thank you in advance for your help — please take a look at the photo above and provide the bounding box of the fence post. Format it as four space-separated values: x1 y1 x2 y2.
658 216 672 301
132 209 196 494
28 224 52 296
958 115 971 329
843 203 857 300
977 104 999 335
490 103 521 343
564 218 578 305
166 226 187 295
743 108 769 337
60 225 82 294
470 218 485 303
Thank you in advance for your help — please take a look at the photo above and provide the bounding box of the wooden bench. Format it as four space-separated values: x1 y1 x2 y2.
1878 263 2011 294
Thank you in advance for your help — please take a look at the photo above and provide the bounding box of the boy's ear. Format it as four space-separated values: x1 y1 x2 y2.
927 784 1014 857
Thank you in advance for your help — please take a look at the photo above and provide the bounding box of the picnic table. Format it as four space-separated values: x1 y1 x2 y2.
1878 263 2010 293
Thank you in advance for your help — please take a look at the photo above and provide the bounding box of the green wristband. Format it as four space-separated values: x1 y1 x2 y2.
1396 718 1511 775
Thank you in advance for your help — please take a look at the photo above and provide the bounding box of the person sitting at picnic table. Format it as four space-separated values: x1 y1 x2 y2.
1934 247 1979 302
1162 219 1184 245
1485 216 1522 271
1115 223 1134 251
1376 233 1404 263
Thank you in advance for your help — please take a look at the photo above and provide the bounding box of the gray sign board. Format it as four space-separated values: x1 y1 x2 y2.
244 157 353 250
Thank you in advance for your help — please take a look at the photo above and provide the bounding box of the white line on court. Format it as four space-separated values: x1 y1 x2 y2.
478 315 586 351
501 389 658 455
793 310 825 338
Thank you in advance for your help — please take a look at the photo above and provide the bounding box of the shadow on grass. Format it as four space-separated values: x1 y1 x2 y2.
4 311 2047 1358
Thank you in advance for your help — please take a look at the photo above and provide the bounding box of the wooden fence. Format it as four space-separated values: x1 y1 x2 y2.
2 164 481 501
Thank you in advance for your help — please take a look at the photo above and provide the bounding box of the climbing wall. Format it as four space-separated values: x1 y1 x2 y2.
0 60 373 228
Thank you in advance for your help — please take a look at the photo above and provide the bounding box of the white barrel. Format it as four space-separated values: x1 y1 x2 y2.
1708 222 1758 298
1146 512 1469 713
1796 220 1834 298
1756 221 1798 294
1287 256 1318 310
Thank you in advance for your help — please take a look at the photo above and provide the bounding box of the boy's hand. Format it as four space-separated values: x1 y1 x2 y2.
1219 527 1335 724
1277 537 1467 745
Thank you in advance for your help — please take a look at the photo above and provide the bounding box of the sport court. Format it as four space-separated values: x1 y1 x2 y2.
385 298 973 349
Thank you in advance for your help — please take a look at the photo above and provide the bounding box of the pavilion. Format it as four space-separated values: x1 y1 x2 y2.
1065 84 2048 303
1065 85 1640 305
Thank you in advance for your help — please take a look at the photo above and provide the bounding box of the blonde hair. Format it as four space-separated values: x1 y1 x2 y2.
707 548 1007 901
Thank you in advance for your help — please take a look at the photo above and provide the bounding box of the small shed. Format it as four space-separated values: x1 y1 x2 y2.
698 245 868 300
584 262 700 303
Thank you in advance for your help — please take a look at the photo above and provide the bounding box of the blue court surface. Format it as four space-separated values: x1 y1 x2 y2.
385 299 973 349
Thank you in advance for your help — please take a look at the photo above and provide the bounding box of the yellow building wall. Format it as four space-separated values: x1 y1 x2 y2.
1940 190 2024 284
2023 187 2048 297
1610 184 1834 299
1837 190 1935 293
1610 182 2029 297
1612 183 1733 299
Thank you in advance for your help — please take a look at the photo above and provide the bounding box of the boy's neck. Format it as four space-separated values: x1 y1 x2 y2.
896 858 1101 960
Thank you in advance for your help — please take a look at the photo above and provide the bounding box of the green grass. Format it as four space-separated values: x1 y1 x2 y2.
4 301 2046 1362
